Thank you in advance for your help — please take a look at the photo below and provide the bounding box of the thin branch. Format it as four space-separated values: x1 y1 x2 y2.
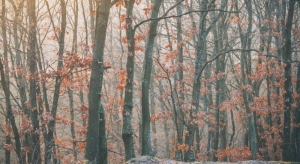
264 54 300 64
9 91 23 110
134 0 184 31
134 8 238 32
196 49 260 81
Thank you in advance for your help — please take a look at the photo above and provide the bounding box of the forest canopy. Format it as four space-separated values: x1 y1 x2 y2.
0 0 299 163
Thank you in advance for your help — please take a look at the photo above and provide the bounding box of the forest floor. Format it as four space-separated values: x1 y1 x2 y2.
126 156 300 164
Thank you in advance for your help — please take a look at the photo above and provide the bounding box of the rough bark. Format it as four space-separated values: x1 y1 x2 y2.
176 0 186 160
282 0 296 161
211 26 220 162
122 0 136 161
27 0 41 162
214 17 227 161
296 59 300 162
204 63 213 157
85 0 111 163
273 1 287 160
1 1 10 163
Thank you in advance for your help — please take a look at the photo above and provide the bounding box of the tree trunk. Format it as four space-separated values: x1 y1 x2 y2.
235 0 257 159
161 2 184 159
211 27 220 161
35 39 52 163
296 59 300 162
5 129 10 164
11 1 30 161
273 1 286 160
150 82 157 155
2 1 9 164
176 0 186 160
68 0 79 160
185 0 207 160
1 1 17 163
157 80 171 158
216 37 227 162
185 0 228 161
211 13 228 161
122 0 136 161
89 0 95 47
141 0 163 156
80 0 88 126
44 1 67 163
204 63 213 157
85 0 111 163
253 2 270 158
282 0 296 161
0 59 23 163
27 0 41 162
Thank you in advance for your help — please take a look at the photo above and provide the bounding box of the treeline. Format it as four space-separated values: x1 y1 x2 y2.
0 0 299 163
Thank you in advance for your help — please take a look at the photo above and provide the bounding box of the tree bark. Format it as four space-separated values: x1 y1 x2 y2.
150 82 157 155
185 0 207 161
186 0 228 161
1 1 21 163
213 17 227 161
211 26 220 162
296 58 300 162
68 0 79 160
282 0 296 161
273 1 287 160
141 0 163 156
27 0 41 162
161 2 184 159
80 0 88 126
176 0 186 160
122 0 136 161
85 0 111 163
2 1 10 163
0 59 23 163
235 0 257 159
204 63 213 157
44 0 67 163
9 1 31 162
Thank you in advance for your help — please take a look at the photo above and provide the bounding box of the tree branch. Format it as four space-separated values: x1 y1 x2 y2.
196 49 260 81
134 0 184 31
264 54 300 64
134 7 238 32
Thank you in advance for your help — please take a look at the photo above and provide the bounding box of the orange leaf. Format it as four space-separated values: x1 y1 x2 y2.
4 144 14 151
